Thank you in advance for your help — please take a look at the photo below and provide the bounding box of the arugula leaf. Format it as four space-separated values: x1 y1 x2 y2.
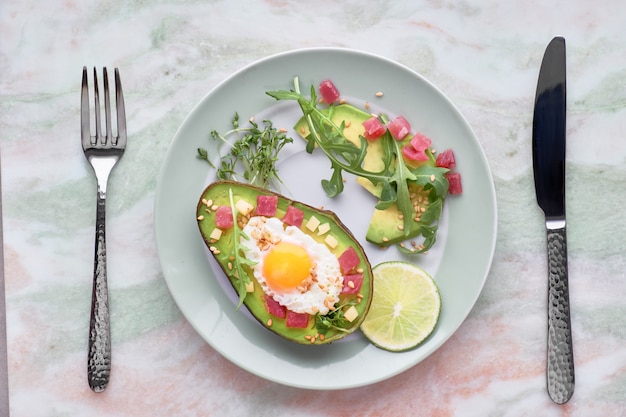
267 77 451 255
227 188 256 309
267 82 394 199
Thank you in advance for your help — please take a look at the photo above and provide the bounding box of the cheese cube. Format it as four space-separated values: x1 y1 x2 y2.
317 223 331 236
235 199 254 216
344 306 359 322
305 215 321 232
324 234 338 249
209 228 223 241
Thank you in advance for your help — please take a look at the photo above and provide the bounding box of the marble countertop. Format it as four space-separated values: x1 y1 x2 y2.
2 0 625 416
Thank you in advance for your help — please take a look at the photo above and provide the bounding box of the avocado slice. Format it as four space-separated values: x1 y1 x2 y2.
294 104 435 247
196 180 373 345
296 104 384 196
365 183 433 246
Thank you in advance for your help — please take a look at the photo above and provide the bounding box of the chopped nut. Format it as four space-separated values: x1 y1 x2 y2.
375 91 383 97
197 215 205 221
267 318 273 327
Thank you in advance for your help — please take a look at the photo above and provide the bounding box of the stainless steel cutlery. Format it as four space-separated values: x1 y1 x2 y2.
81 66 126 393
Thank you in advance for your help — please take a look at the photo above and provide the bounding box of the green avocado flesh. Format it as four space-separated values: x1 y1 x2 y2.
294 104 435 246
196 180 373 345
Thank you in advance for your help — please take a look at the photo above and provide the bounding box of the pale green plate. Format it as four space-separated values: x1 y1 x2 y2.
154 48 497 389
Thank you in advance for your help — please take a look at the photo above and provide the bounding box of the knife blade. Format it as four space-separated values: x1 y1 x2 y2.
532 36 575 404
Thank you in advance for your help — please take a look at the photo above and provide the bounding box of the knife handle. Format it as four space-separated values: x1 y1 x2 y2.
545 224 575 404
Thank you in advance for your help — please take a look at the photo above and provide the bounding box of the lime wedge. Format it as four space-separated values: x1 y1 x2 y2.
360 261 441 352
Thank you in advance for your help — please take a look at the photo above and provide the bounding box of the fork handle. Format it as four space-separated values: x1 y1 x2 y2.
87 187 111 392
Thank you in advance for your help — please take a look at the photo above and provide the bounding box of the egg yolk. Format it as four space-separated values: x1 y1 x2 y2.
263 242 313 291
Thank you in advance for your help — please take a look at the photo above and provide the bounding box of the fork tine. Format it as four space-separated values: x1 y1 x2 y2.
114 68 127 147
93 67 103 144
103 68 112 144
81 66 92 148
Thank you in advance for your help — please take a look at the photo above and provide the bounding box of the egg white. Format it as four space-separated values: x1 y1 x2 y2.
241 216 343 315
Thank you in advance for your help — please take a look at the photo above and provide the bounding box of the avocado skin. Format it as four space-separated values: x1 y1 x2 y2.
294 104 432 247
196 180 373 345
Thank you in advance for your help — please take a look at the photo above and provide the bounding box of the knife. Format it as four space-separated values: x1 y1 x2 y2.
532 36 575 404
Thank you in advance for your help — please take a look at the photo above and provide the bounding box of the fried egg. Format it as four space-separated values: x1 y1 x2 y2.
241 216 343 315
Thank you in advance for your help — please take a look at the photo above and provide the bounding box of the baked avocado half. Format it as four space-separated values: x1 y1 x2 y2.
196 180 373 345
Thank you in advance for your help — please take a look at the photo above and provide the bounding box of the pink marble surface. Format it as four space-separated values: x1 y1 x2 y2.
1 0 625 416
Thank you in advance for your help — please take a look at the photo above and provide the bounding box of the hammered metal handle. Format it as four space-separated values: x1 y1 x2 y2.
546 226 574 404
87 189 111 392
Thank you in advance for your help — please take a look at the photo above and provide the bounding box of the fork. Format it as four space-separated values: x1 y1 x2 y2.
81 66 126 393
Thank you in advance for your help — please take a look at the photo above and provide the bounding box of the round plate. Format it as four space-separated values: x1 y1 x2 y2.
154 48 497 389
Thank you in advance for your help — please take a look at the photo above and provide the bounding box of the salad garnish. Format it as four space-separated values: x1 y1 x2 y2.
197 113 293 190
266 77 450 253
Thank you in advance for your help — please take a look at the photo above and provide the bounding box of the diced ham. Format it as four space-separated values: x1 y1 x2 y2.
255 195 278 217
410 132 432 152
436 149 456 169
282 205 304 227
341 273 363 295
286 310 309 328
402 144 430 162
338 246 360 274
387 116 411 140
362 116 386 140
264 295 287 318
402 132 432 162
319 79 340 104
446 172 463 195
214 206 234 229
